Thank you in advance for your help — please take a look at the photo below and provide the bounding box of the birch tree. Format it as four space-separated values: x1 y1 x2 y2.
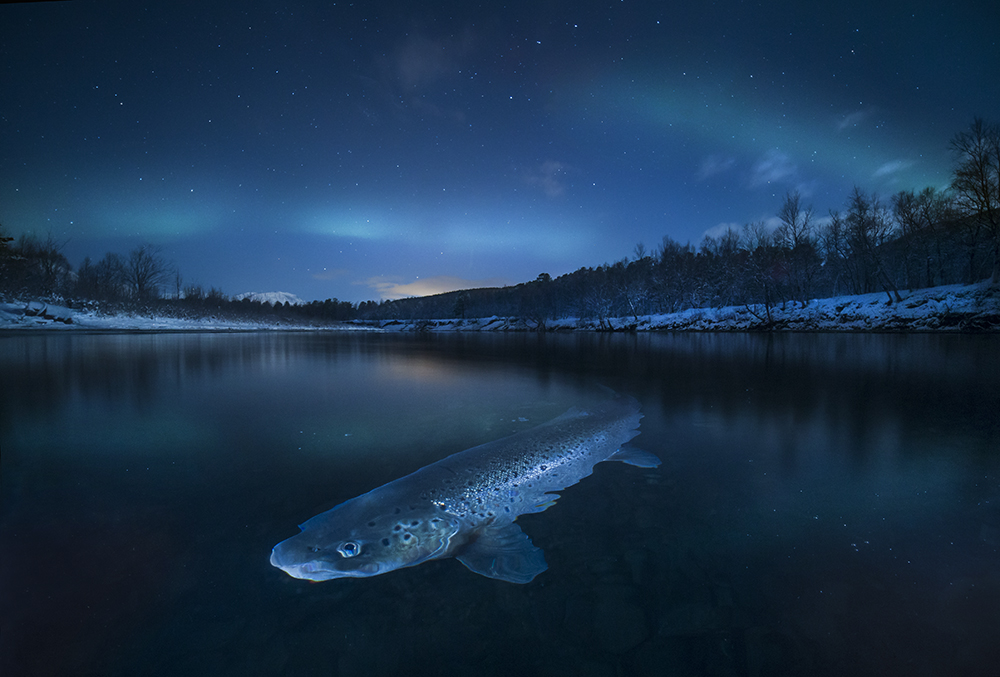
950 117 1000 283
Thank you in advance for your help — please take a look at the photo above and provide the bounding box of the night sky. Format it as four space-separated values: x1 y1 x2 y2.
2 0 997 302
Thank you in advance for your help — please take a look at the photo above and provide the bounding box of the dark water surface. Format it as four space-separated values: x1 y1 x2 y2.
2 331 998 676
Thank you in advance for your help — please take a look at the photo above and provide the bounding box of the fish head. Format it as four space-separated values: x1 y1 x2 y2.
270 495 462 581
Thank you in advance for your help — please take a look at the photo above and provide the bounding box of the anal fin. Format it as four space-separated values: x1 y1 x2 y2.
455 521 547 584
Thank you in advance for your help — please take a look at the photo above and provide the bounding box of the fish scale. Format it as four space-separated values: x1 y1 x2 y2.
270 394 660 584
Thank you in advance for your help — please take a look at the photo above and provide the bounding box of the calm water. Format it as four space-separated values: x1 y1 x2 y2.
2 331 998 677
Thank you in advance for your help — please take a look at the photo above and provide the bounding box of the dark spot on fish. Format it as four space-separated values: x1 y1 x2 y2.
540 465 547 471
403 533 412 541
504 507 510 512
381 538 390 546
410 520 419 527
394 507 401 514
368 520 376 527
394 525 402 531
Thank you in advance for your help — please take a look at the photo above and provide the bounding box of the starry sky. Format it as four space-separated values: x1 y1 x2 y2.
2 0 997 302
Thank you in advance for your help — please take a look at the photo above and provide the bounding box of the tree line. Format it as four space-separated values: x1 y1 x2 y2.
1 117 998 328
0 236 359 324
359 117 1000 327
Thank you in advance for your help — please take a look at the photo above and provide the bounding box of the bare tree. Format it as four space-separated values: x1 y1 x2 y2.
582 268 615 329
918 188 960 285
699 228 743 307
950 117 1000 283
13 232 71 297
654 236 696 313
124 245 173 303
892 187 959 288
741 221 781 322
0 223 12 258
818 210 845 295
774 190 819 306
892 189 925 289
95 253 127 301
774 190 814 250
845 188 902 302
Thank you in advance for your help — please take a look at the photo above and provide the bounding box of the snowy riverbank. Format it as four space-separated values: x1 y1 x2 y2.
374 282 1000 333
2 282 998 333
0 301 373 332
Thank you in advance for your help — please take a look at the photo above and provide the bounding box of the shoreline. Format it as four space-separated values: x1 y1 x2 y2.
369 281 1000 333
2 281 998 334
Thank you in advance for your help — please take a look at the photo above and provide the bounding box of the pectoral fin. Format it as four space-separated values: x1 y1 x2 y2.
455 522 548 584
609 444 661 468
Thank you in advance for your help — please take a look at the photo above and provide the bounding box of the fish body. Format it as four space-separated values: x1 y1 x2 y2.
270 395 658 584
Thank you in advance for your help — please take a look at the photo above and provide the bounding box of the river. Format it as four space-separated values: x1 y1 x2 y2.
1 331 998 676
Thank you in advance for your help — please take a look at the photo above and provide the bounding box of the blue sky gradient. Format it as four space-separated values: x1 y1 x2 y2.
2 0 996 301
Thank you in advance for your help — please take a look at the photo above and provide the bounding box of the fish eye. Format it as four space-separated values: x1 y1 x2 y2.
337 541 361 558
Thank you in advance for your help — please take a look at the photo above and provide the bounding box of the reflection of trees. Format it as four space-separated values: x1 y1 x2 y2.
0 334 346 419
4 332 997 478
384 332 1000 461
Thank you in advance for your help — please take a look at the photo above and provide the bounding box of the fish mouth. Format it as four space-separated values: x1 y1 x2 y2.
270 547 382 580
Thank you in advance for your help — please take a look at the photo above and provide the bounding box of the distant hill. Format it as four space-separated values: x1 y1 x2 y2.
234 291 304 306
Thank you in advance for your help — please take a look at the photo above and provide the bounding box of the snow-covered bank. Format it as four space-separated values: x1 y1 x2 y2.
0 301 373 332
2 282 998 333
374 282 1000 333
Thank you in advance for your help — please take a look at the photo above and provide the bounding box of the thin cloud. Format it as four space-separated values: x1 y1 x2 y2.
702 222 741 240
378 28 477 124
749 149 796 187
396 30 475 90
762 216 783 232
695 154 736 181
873 159 915 177
703 217 783 242
837 109 870 132
525 160 572 198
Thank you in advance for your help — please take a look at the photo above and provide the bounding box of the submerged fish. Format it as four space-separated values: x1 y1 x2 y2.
270 395 659 584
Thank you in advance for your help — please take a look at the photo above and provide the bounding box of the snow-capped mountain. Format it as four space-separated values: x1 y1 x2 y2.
234 291 304 306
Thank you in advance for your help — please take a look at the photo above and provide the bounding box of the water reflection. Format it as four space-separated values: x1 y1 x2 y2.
1 331 998 676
